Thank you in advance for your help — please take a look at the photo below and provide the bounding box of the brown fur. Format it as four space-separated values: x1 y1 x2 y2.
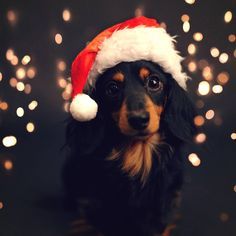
113 72 125 82
108 134 160 184
139 67 150 80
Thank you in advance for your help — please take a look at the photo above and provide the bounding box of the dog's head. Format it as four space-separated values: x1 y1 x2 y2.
67 60 196 158
95 60 165 139
94 60 196 141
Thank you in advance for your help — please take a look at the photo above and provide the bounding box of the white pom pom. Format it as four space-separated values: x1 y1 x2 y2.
70 94 98 121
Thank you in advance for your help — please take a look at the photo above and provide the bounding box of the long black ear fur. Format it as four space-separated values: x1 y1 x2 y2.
65 111 105 156
163 78 197 142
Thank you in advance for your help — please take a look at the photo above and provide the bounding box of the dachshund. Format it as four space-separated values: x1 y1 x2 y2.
63 59 196 236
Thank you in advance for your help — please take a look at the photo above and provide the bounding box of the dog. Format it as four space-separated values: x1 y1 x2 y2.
63 59 196 236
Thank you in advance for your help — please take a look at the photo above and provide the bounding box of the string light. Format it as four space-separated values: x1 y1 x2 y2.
185 0 196 4
194 115 205 126
9 78 17 87
188 61 197 72
57 60 66 71
233 185 236 192
7 10 17 25
181 14 190 22
193 32 203 41
198 81 210 95
210 47 220 57
21 55 31 65
231 133 236 140
183 21 190 32
0 72 2 82
188 153 201 167
16 107 24 117
0 102 8 111
4 160 13 171
26 122 35 133
24 84 32 94
195 133 207 143
219 53 229 63
228 34 236 43
28 101 38 110
16 67 26 79
187 44 197 55
27 67 36 79
202 66 213 81
2 136 17 147
0 202 3 210
16 82 25 91
212 85 223 94
55 33 63 44
217 72 229 85
224 11 232 23
62 9 71 22
205 109 215 120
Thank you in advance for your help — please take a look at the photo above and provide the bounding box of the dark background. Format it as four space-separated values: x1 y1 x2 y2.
0 0 235 235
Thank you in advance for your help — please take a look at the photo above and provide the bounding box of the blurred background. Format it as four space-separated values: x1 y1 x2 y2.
0 0 235 235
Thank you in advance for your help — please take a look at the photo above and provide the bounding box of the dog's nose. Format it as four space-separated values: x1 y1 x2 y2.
128 112 150 130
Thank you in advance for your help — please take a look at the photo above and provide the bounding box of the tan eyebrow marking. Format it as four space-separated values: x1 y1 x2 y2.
139 67 150 79
113 72 125 82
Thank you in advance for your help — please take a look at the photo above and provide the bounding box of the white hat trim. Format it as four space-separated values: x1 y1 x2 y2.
88 26 188 90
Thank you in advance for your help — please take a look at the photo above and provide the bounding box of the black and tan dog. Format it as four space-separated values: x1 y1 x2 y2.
63 60 196 236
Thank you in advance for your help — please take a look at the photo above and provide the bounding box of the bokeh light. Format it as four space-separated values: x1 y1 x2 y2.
205 109 215 120
195 133 207 143
231 133 236 140
16 107 24 117
55 33 63 45
27 67 36 79
188 44 197 55
4 160 13 171
2 136 17 147
194 115 205 126
28 101 38 110
193 32 203 42
16 82 25 91
181 14 190 22
26 122 35 133
16 67 26 79
188 153 201 167
217 72 229 85
219 53 229 64
185 0 195 4
188 61 197 72
183 21 190 33
212 85 223 94
21 55 31 65
210 47 220 58
62 9 71 22
198 81 210 95
224 11 232 23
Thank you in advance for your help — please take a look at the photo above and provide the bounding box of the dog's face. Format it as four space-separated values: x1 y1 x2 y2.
96 60 168 139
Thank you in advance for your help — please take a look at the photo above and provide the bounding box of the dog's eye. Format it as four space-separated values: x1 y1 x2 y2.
145 75 163 93
105 81 121 97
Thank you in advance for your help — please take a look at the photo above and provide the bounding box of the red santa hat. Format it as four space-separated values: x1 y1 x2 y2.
70 16 188 122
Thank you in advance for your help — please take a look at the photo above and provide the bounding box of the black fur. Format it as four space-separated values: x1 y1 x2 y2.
63 60 196 236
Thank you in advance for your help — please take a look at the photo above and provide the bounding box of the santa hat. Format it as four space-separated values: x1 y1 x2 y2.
70 16 188 122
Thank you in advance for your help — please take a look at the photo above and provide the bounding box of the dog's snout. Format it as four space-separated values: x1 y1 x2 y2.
128 112 150 130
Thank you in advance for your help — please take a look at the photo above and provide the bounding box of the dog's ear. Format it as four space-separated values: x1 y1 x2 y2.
66 113 105 156
66 90 106 156
163 78 197 142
